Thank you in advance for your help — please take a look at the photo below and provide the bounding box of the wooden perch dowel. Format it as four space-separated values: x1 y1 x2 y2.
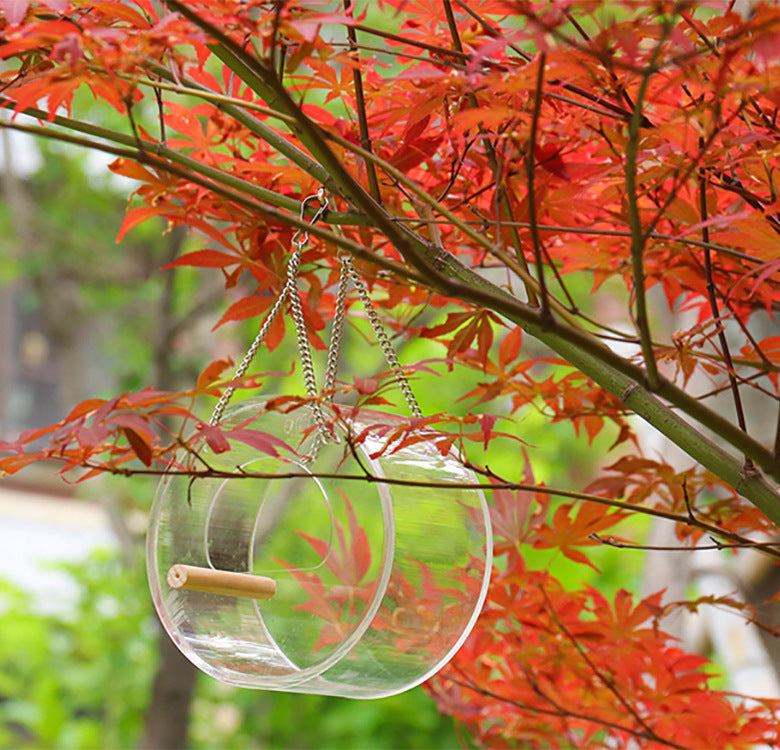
167 564 276 600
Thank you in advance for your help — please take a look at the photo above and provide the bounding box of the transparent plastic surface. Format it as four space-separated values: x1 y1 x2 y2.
147 397 492 698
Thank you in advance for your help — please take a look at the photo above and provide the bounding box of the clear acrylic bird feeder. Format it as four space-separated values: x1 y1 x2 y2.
147 398 492 698
146 190 493 698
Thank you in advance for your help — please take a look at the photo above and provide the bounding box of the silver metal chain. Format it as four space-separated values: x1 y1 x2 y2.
209 187 423 433
322 253 351 396
342 254 423 419
209 281 290 426
287 191 330 441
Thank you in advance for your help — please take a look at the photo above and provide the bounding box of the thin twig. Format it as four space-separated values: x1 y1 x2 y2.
683 476 696 524
38 445 779 560
561 9 639 116
775 405 780 463
50 76 777 275
268 1 285 73
154 85 166 145
343 0 381 202
451 0 648 124
526 52 551 323
698 144 750 448
590 532 780 553
320 123 585 322
644 102 752 242
0 121 422 284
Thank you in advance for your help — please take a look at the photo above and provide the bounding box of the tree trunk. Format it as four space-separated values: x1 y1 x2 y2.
140 633 198 750
141 226 204 749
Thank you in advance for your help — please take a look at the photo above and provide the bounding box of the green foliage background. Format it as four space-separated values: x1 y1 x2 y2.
0 549 466 749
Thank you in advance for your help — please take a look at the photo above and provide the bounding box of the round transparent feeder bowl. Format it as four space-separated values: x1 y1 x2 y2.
147 397 492 698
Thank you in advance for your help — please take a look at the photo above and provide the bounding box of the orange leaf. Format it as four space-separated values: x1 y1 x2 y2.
107 157 158 183
66 398 107 421
212 295 273 329
498 326 523 370
121 427 152 467
162 249 240 269
116 205 168 242
196 357 234 390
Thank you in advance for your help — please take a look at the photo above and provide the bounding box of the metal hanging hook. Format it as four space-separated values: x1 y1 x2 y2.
291 187 328 249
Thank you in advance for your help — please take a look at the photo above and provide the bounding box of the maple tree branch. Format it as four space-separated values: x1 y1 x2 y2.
325 131 495 252
317 127 582 326
399 214 770 267
315 136 612 334
441 0 462 52
451 0 647 124
624 70 660 390
330 39 447 66
468 464 780 561
518 5 780 76
697 371 780 403
147 66 347 200
775 406 780 463
494 220 767 266
661 594 780 641
32 116 780 522
87 78 778 276
562 8 638 115
392 232 780 490
590 533 780 554
488 163 538 304
0 118 425 285
23 444 778 561
0 100 298 215
645 101 750 243
10 3 776 529
355 12 628 123
684 351 780 386
351 22 466 62
681 9 780 178
164 1 448 277
0 97 362 226
718 294 776 368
